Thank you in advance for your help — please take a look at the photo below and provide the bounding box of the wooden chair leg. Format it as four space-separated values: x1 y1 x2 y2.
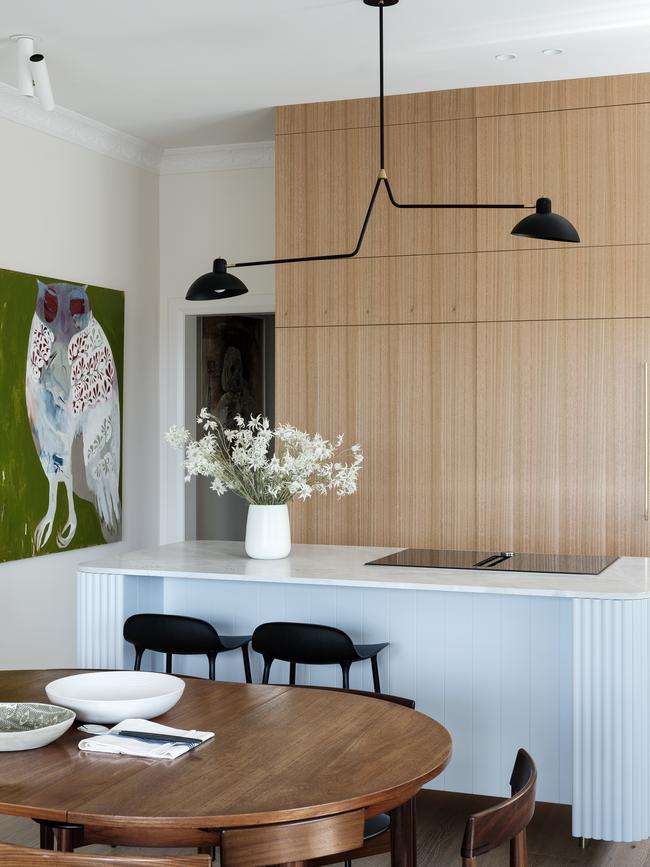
262 658 273 684
371 655 381 692
241 643 252 683
510 830 528 867
462 859 478 867
290 661 297 685
165 652 173 674
390 798 416 867
207 652 217 681
133 647 144 671
341 662 351 689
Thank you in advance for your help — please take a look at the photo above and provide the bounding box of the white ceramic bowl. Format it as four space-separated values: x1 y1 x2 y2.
0 703 75 751
45 671 185 724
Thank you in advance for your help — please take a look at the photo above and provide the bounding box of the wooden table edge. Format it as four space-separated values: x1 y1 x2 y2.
64 752 452 830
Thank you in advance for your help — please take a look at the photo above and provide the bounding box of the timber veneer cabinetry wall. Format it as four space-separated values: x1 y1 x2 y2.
275 73 650 556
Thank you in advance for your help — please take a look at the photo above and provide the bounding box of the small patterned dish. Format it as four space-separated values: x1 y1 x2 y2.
0 703 75 751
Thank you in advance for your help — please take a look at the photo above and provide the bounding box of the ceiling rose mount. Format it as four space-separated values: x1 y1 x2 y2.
187 0 579 300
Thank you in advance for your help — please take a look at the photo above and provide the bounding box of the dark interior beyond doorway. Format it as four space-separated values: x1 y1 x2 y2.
195 313 275 541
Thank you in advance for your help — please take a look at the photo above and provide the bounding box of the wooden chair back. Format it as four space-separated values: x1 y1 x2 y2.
220 810 365 867
0 844 210 867
460 749 537 867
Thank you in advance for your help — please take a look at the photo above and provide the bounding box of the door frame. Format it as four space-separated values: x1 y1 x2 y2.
159 293 275 544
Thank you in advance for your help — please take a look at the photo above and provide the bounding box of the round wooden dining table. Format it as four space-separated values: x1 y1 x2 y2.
0 670 452 866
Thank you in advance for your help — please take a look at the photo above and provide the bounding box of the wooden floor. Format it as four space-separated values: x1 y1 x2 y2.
0 791 648 866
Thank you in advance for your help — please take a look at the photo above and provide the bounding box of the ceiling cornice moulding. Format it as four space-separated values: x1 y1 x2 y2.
159 142 275 175
0 81 275 175
0 81 163 173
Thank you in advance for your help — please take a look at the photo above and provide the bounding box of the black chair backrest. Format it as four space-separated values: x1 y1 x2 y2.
252 622 357 664
288 683 415 709
123 613 220 654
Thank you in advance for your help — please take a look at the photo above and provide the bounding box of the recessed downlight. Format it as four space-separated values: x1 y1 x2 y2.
542 48 564 56
495 52 517 61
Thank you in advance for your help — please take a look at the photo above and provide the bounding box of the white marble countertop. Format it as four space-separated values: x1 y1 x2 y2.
78 541 650 600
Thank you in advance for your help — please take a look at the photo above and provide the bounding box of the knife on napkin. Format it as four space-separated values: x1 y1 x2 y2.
78 718 214 759
117 730 203 747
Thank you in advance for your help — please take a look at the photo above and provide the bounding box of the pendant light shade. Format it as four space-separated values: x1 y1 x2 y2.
185 258 248 300
511 197 580 243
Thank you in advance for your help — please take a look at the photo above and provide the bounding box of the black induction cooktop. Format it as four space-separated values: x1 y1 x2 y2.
366 548 618 575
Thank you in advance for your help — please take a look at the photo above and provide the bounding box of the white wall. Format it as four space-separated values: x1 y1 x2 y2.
159 166 275 303
0 118 160 668
158 164 275 543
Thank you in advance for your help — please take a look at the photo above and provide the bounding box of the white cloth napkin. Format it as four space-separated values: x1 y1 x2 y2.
78 718 214 760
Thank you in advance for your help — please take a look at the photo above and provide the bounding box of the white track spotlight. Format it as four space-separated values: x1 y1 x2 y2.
10 35 35 97
29 53 55 111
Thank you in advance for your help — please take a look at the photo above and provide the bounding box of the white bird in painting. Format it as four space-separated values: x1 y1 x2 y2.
25 281 121 551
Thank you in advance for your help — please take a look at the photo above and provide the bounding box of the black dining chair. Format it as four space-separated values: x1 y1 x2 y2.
251 621 388 692
123 613 252 682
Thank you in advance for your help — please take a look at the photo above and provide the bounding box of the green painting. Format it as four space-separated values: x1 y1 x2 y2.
0 266 124 563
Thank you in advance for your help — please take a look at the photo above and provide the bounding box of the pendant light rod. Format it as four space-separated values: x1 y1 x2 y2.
228 2 529 272
379 4 385 170
230 177 383 268
189 0 579 297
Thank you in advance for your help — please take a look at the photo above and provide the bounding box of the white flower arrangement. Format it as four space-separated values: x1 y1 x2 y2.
165 409 364 505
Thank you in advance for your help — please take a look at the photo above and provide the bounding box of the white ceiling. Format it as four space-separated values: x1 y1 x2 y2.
1 0 649 148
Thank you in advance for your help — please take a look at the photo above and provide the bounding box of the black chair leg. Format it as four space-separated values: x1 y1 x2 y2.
133 647 144 671
371 654 381 693
39 824 54 850
289 661 297 685
165 652 173 674
341 662 351 689
262 657 273 684
241 643 252 684
207 652 217 681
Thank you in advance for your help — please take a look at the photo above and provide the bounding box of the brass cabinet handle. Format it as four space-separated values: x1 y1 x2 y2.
643 361 650 521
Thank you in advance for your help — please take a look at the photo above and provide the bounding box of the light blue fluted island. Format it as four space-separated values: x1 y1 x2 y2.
78 540 650 842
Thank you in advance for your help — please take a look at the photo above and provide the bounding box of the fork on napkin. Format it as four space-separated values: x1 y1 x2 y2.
78 718 214 759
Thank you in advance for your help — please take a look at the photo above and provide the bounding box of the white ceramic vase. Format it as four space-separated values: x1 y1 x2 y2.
245 504 291 560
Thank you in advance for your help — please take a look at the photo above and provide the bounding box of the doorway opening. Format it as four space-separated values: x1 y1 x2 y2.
187 313 275 542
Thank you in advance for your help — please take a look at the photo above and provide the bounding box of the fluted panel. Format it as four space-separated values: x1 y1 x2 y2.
77 572 125 669
573 598 650 841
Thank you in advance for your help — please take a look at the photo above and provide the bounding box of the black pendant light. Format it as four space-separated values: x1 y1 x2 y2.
187 0 580 300
186 258 248 300
511 197 580 243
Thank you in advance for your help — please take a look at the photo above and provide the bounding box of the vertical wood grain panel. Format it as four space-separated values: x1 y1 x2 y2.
277 251 477 328
276 324 476 549
276 86 478 135
476 245 650 323
477 319 650 556
276 73 650 560
476 104 650 251
475 72 650 119
276 73 650 134
276 119 477 260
